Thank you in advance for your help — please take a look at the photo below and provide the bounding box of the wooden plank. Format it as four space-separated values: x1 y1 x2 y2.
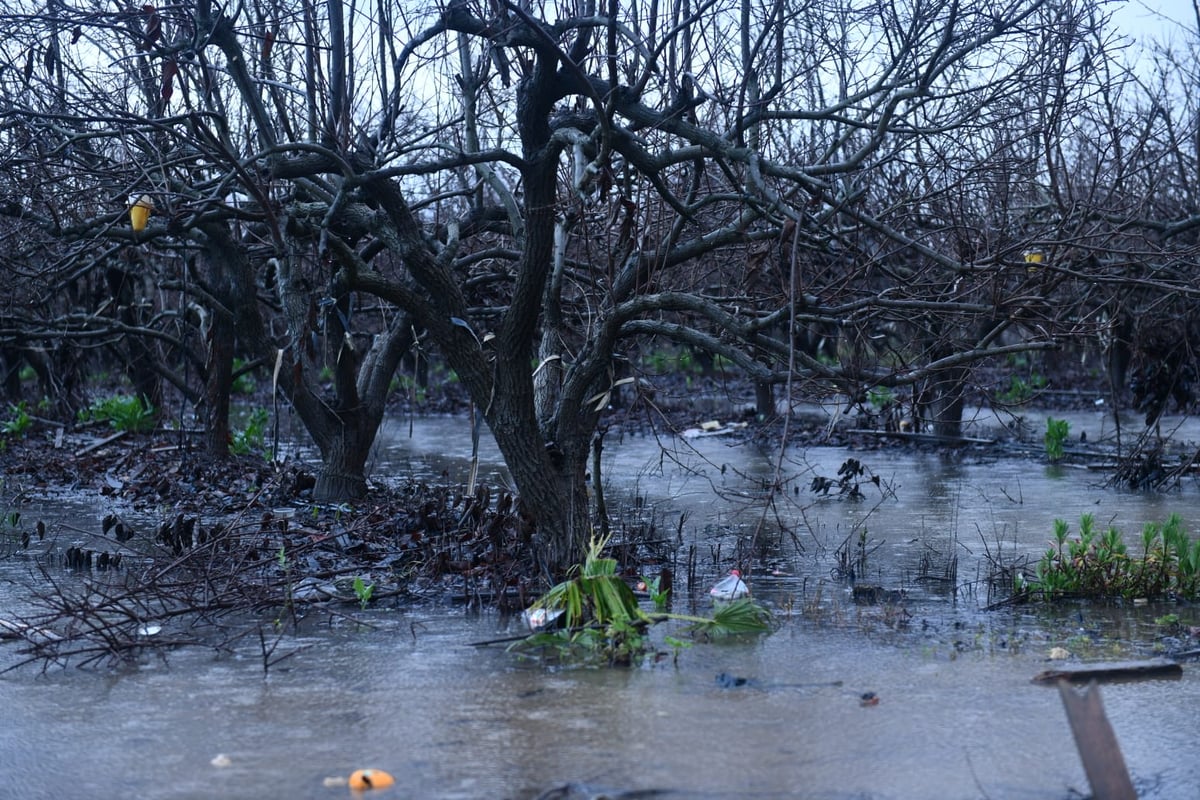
1057 681 1137 800
75 430 127 457
1032 658 1182 685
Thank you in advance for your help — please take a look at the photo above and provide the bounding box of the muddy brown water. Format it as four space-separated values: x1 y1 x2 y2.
3 408 1200 799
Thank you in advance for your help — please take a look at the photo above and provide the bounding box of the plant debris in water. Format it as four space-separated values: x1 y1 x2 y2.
508 536 771 667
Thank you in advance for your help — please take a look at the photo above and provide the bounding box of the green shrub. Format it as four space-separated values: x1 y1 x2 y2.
230 407 270 456
78 395 156 432
998 372 1047 405
1028 513 1200 600
2 402 32 438
1044 417 1069 462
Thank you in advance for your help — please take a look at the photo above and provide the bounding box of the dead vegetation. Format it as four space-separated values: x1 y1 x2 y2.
0 431 551 670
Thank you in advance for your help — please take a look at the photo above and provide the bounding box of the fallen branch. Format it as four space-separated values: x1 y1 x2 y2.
845 428 996 445
75 430 127 456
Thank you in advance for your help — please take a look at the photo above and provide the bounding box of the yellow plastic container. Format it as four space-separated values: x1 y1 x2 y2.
129 196 152 232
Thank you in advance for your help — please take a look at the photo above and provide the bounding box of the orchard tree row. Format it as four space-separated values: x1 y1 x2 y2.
2 0 1199 572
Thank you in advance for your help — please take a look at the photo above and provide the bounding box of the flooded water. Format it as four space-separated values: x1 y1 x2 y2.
4 406 1200 799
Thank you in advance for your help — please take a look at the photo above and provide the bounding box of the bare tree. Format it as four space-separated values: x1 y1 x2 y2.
3 0 1174 573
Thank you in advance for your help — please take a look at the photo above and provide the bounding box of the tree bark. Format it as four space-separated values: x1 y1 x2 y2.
1 347 24 401
202 310 234 456
920 364 968 440
755 381 775 419
312 424 371 500
489 404 592 577
107 266 161 411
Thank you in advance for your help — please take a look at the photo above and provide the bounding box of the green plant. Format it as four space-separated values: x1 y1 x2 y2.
677 348 697 373
231 407 270 456
391 374 427 404
640 350 669 373
271 544 292 628
638 347 706 375
1044 417 1070 462
641 574 671 610
1028 513 1200 601
231 358 257 395
513 536 770 667
998 372 1048 405
662 635 694 665
517 540 647 665
538 537 643 627
2 402 32 438
686 598 774 638
353 576 375 610
78 394 156 432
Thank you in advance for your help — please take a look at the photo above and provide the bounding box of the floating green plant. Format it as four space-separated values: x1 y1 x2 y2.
512 536 771 666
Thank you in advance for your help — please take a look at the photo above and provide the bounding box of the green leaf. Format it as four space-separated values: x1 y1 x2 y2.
687 598 772 636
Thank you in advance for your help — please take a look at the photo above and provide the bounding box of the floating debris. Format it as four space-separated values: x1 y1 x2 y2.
522 606 566 632
715 672 754 689
348 769 395 790
709 569 750 601
680 420 749 439
0 619 61 644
